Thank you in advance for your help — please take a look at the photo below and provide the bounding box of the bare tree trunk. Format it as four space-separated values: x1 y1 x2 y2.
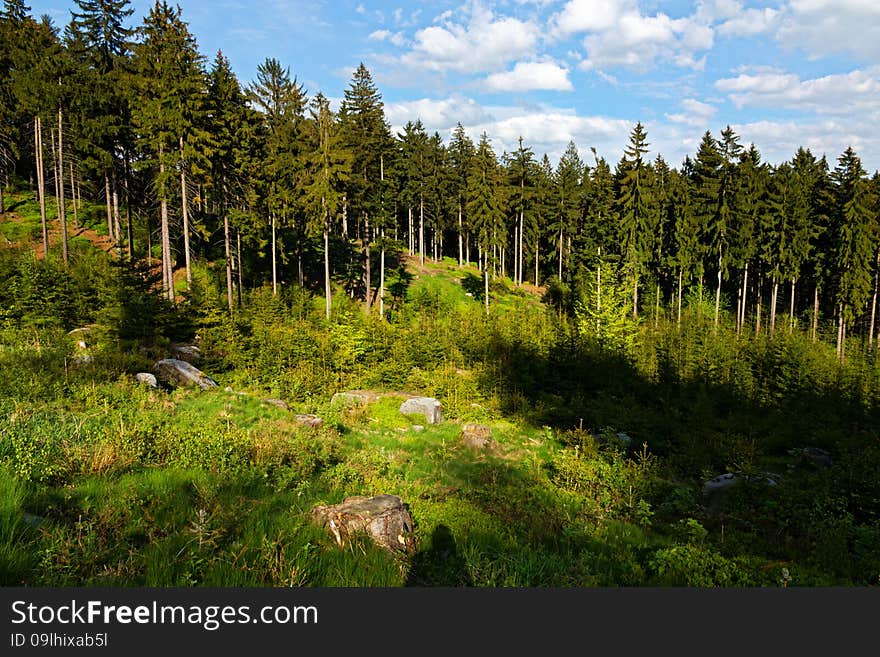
535 239 539 287
179 136 192 287
419 196 424 266
677 267 683 327
518 210 524 286
341 194 348 238
755 274 763 334
739 262 748 335
35 117 48 255
223 189 233 313
236 228 243 308
484 264 489 315
271 212 277 295
105 173 114 243
633 276 639 319
466 231 470 267
112 169 121 256
68 162 77 229
812 284 819 342
458 203 463 267
56 107 68 264
770 276 779 334
558 227 562 280
364 216 372 313
789 277 797 334
124 154 133 258
870 254 879 347
713 248 722 334
655 283 661 328
380 228 385 320
501 245 505 280
324 212 331 320
408 206 413 256
159 147 173 303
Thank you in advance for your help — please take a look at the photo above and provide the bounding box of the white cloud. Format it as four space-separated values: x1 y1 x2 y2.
717 7 779 37
484 62 573 92
715 67 880 116
666 98 717 125
550 0 714 72
777 0 880 60
399 1 540 74
368 29 407 46
355 3 366 15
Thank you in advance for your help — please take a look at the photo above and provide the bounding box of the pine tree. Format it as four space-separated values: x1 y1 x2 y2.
466 132 504 314
551 141 584 283
302 93 351 320
448 122 474 268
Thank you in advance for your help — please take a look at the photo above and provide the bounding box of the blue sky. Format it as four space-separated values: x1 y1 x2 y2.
28 0 880 171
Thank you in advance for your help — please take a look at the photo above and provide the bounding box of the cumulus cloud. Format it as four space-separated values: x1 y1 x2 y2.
776 0 880 60
398 1 540 74
716 67 880 116
484 62 573 92
368 29 407 46
549 0 714 72
717 7 779 37
666 98 718 125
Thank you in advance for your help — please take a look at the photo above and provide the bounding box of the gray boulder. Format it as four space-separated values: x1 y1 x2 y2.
135 372 158 388
153 358 218 390
295 414 323 428
263 398 291 411
171 345 202 362
311 494 416 553
399 397 443 424
802 447 832 468
703 472 738 495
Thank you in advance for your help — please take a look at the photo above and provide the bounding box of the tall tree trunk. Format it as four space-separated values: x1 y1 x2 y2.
739 262 749 335
484 264 489 315
419 196 424 266
535 239 539 287
56 107 68 264
380 228 386 320
633 276 639 319
811 284 819 342
770 276 779 334
755 274 763 334
271 212 277 295
159 146 173 303
870 253 879 347
408 206 413 256
68 162 77 229
466 231 470 267
341 195 348 238
655 283 661 328
236 228 243 308
124 153 133 258
105 173 114 243
557 227 563 280
324 211 331 320
789 277 797 334
458 203 463 267
518 210 524 286
364 216 372 314
223 188 233 313
713 249 722 334
677 267 683 327
112 169 121 256
179 136 192 287
35 117 48 255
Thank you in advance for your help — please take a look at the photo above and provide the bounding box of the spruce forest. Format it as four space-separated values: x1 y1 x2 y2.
1 0 879 587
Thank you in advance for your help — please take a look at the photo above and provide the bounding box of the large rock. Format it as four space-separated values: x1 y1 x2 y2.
171 345 202 363
802 447 832 468
461 423 495 450
153 358 218 390
400 397 442 425
135 372 158 388
311 495 416 553
262 398 291 411
295 414 323 428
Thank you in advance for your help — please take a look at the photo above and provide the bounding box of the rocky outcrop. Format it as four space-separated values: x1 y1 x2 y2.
171 345 202 363
153 359 218 390
262 398 291 411
311 495 416 553
399 397 442 425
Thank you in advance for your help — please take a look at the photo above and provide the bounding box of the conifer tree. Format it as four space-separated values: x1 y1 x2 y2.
467 132 504 313
448 122 474 268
